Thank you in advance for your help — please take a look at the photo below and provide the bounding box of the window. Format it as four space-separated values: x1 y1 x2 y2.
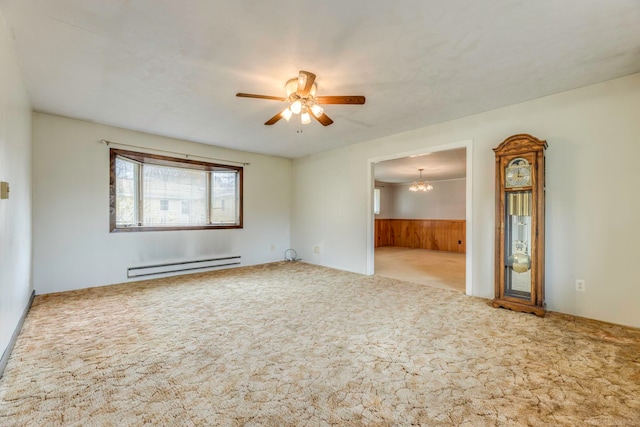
373 188 381 215
110 148 243 231
181 200 190 215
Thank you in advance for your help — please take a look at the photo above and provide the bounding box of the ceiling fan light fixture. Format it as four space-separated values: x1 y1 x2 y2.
281 107 293 121
291 100 302 114
310 103 324 118
236 70 365 127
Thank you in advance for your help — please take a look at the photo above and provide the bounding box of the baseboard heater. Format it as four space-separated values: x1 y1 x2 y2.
127 256 241 278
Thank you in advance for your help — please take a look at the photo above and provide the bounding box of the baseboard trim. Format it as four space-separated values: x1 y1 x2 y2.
0 289 35 378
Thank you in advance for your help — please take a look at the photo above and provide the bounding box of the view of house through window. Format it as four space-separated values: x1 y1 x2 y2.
111 148 242 231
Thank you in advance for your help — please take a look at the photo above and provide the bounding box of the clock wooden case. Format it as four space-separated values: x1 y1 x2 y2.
493 134 547 317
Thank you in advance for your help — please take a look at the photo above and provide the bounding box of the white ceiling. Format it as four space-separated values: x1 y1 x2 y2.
2 1 639 159
375 149 466 184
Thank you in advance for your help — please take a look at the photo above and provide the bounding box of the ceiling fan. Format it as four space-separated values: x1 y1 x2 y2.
236 70 365 127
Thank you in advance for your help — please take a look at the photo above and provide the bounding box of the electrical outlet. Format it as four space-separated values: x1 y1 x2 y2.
575 279 586 292
313 246 320 254
270 244 275 252
0 182 9 199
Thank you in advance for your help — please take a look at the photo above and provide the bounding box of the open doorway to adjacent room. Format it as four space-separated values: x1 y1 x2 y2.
371 146 468 293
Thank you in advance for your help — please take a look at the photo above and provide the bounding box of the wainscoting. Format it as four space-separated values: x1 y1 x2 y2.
375 219 466 253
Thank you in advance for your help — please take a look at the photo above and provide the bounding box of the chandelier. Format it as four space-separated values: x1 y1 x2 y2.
280 76 324 124
409 168 433 192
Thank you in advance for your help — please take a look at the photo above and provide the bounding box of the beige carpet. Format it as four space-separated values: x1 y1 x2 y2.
1 262 639 426
375 246 465 293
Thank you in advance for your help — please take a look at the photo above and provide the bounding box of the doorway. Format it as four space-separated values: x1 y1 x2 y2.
366 140 473 295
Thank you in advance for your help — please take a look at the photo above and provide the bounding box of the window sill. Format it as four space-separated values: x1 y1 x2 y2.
111 224 243 232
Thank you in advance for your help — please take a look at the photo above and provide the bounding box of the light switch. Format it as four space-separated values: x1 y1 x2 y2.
0 182 9 199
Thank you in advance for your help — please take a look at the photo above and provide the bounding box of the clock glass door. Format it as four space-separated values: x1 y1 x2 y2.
504 190 533 300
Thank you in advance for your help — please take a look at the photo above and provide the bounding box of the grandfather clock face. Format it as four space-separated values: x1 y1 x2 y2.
505 158 531 188
493 135 546 317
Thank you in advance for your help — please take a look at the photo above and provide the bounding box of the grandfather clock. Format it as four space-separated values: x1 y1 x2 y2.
492 134 547 317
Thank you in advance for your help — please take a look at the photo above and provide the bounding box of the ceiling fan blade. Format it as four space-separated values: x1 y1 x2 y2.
264 108 289 125
297 71 316 96
236 93 286 101
316 95 366 105
312 112 334 126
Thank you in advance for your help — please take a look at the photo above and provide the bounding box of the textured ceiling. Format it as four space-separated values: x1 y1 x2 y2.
2 0 639 159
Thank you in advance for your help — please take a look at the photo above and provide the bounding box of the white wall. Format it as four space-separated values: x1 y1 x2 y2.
32 113 292 294
0 10 33 360
292 73 640 328
382 178 465 219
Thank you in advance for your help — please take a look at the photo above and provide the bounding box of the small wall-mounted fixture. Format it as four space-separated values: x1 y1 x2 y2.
0 182 9 199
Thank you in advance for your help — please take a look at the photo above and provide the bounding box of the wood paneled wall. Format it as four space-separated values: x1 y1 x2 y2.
375 219 466 253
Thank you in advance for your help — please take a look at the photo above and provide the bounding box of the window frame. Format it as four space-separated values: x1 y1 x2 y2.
109 148 243 232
